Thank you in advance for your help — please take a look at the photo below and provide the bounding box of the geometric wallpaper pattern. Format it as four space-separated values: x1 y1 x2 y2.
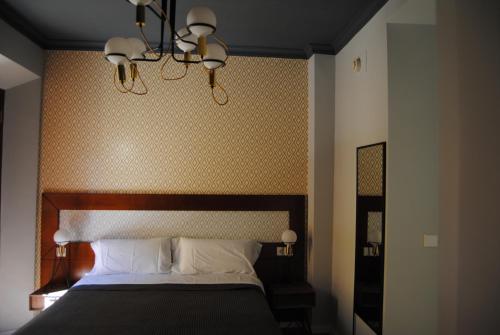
357 144 384 196
39 51 308 195
36 51 308 283
60 210 289 242
367 211 383 244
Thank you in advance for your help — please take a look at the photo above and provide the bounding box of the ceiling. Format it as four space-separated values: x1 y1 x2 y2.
0 0 388 58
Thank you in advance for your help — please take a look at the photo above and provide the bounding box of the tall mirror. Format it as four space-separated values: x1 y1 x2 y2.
354 142 386 334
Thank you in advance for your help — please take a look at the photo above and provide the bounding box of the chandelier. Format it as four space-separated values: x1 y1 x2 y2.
104 0 229 105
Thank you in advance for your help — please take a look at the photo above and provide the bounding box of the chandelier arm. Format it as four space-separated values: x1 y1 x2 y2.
139 27 161 57
169 10 201 64
136 26 165 62
213 34 230 65
213 34 229 51
133 0 168 63
152 0 184 41
161 55 189 80
170 51 202 64
150 0 201 64
157 0 167 58
145 3 163 20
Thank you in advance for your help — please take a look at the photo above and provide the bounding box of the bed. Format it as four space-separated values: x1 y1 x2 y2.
17 273 279 335
17 193 306 335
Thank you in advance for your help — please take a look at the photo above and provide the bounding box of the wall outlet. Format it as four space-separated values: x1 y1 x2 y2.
276 246 285 256
423 234 439 247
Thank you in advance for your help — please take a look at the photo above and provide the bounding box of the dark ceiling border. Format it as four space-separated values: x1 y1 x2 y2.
45 40 312 59
0 0 388 59
0 0 46 48
332 0 389 54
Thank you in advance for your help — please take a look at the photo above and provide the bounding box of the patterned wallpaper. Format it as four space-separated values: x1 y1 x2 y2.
36 51 308 282
357 144 384 196
39 51 308 194
60 210 289 242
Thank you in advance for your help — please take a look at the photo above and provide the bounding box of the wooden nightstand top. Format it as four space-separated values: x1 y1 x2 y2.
29 283 70 311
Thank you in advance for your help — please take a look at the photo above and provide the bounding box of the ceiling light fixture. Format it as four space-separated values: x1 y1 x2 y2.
104 0 229 105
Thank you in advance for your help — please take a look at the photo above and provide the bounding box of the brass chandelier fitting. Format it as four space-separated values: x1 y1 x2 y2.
104 0 229 105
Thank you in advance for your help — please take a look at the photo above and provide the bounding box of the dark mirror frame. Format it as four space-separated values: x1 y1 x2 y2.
353 142 386 335
0 89 4 220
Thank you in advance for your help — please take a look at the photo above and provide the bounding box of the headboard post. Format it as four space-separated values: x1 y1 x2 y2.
41 194 61 286
40 193 307 288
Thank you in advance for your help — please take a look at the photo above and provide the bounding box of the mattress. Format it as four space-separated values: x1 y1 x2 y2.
74 272 265 290
15 273 280 335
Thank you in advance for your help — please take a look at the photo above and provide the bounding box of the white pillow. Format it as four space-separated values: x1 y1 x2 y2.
175 238 262 275
90 238 171 275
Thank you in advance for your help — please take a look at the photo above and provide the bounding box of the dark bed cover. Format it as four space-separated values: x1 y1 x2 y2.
15 284 281 335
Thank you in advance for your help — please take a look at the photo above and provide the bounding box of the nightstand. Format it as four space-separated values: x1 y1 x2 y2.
267 282 316 334
29 283 70 311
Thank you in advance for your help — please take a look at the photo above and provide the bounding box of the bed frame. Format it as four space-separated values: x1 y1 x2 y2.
40 193 306 289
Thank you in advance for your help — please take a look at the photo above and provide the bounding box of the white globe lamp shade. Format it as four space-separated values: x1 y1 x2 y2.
105 37 130 65
53 229 71 246
187 6 216 37
202 43 226 69
175 27 198 53
281 230 297 244
127 37 146 60
128 0 153 5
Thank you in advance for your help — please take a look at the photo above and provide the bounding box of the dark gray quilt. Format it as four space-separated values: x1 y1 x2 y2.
15 284 281 335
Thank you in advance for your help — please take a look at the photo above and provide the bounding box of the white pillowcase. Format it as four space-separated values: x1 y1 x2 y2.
175 238 262 275
90 238 172 275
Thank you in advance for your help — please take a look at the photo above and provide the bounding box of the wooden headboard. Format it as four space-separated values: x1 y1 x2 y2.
41 193 306 288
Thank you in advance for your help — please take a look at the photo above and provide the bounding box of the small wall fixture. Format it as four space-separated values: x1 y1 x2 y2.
281 229 297 257
353 57 362 72
53 229 71 258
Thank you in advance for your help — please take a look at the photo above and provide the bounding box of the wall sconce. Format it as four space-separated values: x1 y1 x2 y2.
53 229 71 258
52 229 72 287
281 229 297 257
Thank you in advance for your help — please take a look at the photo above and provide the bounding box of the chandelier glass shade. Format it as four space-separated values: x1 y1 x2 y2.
187 6 216 38
175 27 197 53
127 37 147 61
104 0 229 105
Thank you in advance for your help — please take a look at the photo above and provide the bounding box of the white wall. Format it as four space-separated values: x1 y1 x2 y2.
0 18 44 77
307 54 335 332
438 0 500 334
331 1 438 334
0 80 43 330
0 54 38 90
331 1 395 332
385 23 438 335
0 19 44 332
